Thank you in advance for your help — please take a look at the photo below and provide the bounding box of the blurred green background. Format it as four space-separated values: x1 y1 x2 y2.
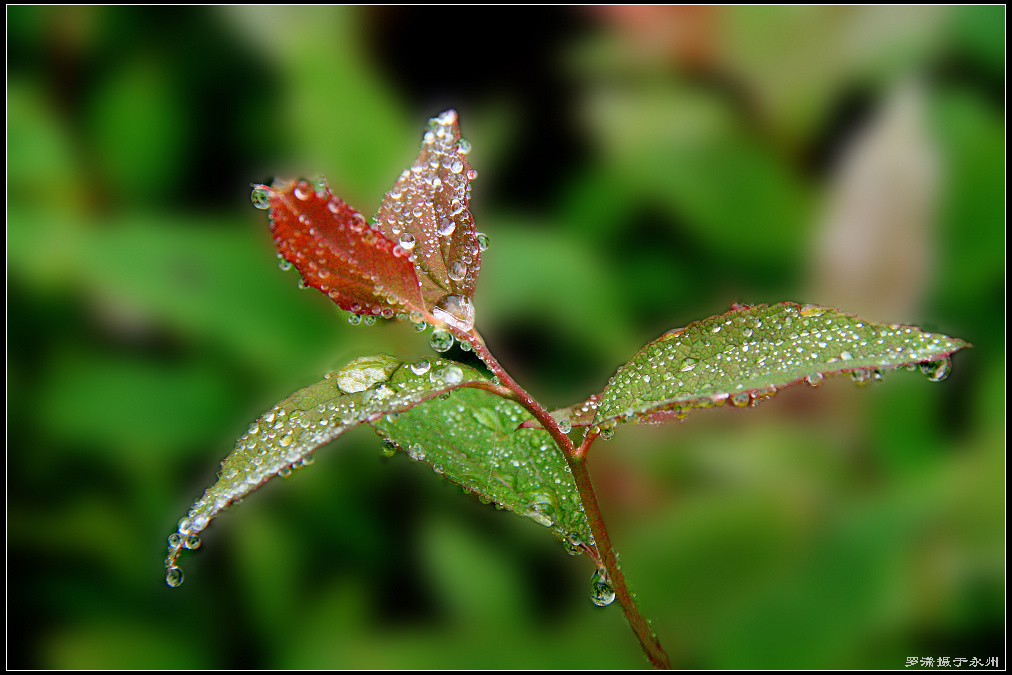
7 6 1004 669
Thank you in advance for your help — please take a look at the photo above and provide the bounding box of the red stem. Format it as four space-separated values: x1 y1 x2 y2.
444 323 671 669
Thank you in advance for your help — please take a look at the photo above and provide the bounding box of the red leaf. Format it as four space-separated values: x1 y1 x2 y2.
258 178 425 318
374 109 481 331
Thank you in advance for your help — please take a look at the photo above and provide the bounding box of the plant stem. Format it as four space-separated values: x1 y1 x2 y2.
456 324 672 669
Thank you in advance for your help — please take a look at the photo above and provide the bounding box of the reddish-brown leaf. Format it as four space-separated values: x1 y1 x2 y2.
373 109 481 330
259 177 425 318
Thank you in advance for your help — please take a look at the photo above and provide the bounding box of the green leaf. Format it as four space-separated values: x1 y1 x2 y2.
164 354 487 584
374 386 593 555
593 302 970 428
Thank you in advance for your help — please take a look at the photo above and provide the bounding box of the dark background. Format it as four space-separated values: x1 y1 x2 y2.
7 6 1004 668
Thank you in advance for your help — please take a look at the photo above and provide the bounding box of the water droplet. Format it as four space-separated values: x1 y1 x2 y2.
450 159 464 174
278 258 292 272
166 566 184 588
380 440 398 458
558 419 573 434
408 443 425 460
730 392 751 407
347 313 362 325
805 372 824 386
527 492 556 527
430 330 454 353
447 261 467 281
589 569 616 607
466 169 478 181
441 365 464 385
410 359 431 375
437 218 456 237
850 370 871 386
476 233 490 251
840 350 854 361
600 427 615 441
432 294 475 332
456 138 472 154
294 179 313 200
250 186 271 209
680 357 697 372
919 356 951 382
184 534 201 550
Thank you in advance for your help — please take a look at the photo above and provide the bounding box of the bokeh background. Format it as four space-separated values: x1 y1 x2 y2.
6 6 1004 669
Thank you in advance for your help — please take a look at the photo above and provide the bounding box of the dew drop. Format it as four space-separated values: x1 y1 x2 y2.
437 217 456 237
347 313 362 325
294 180 313 200
850 370 871 386
432 294 475 332
730 392 751 407
166 566 184 588
589 569 616 607
476 233 490 251
450 159 464 174
380 440 398 458
448 261 467 281
441 364 464 385
410 359 431 375
278 258 292 272
558 419 573 434
600 427 615 441
456 138 472 154
430 330 454 353
805 372 824 386
184 534 201 550
919 356 951 382
250 186 271 209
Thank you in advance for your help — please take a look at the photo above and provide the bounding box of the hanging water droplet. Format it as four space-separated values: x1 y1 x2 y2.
476 233 490 251
558 419 573 434
278 258 292 272
730 392 751 407
250 186 272 209
447 261 467 281
410 359 431 375
314 175 329 198
850 370 871 386
168 533 182 547
183 533 201 550
363 316 376 326
805 372 824 386
455 138 472 154
347 313 362 325
430 330 454 353
589 569 616 607
380 440 398 458
600 426 615 441
166 566 184 588
919 356 951 382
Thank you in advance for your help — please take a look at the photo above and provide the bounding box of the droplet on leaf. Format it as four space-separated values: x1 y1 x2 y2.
919 355 951 382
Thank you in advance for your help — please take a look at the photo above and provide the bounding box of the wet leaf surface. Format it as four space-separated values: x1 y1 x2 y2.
594 302 970 428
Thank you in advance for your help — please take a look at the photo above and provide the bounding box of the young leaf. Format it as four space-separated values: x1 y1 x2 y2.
164 354 489 586
254 178 425 319
593 302 970 428
373 109 481 331
374 384 594 556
